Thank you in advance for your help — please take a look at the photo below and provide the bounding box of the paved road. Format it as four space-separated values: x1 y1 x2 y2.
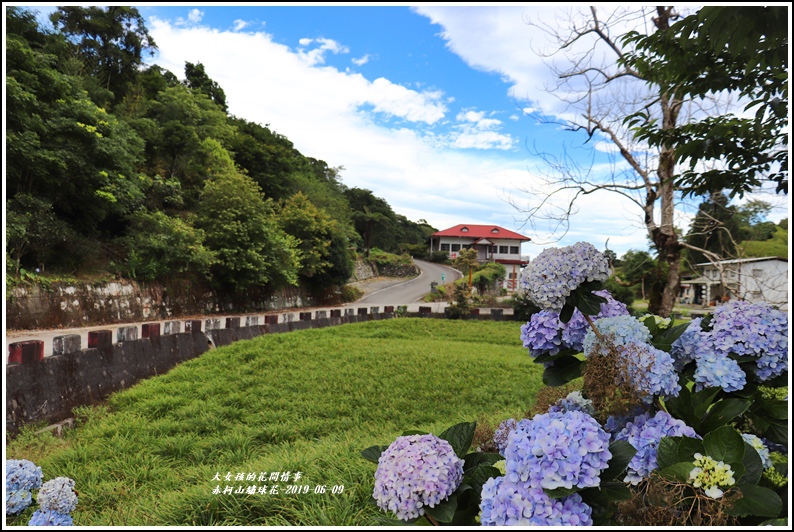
4 260 463 362
345 259 462 305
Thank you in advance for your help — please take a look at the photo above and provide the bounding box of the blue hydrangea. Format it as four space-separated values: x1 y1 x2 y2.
504 410 611 490
548 391 595 416
604 405 649 436
583 315 651 357
492 418 519 456
694 352 747 392
670 318 710 371
562 290 629 351
373 433 464 521
520 311 564 361
616 342 681 403
480 476 592 526
741 433 772 469
28 509 74 526
709 301 788 382
615 411 700 485
520 242 611 311
6 459 43 516
36 477 78 515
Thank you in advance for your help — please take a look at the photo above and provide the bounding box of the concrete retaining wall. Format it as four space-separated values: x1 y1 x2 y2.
6 308 513 437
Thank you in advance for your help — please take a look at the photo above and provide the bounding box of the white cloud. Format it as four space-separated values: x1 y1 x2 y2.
233 19 248 31
352 54 371 66
175 8 203 26
146 14 655 257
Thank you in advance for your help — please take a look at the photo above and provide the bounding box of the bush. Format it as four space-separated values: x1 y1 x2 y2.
341 284 364 302
428 250 450 263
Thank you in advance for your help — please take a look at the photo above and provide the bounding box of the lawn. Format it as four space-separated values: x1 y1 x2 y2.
6 318 544 526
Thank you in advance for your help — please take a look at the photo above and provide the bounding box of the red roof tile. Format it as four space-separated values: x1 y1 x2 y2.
431 224 531 241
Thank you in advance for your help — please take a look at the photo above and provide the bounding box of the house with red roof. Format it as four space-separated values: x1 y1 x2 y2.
429 224 531 289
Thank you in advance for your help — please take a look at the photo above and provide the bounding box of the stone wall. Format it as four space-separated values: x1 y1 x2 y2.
5 279 315 331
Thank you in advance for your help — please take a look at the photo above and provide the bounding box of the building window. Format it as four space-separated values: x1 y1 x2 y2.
499 245 509 254
451 244 461 252
491 228 499 234
462 244 471 250
461 227 469 232
510 246 519 254
752 268 763 277
440 243 450 251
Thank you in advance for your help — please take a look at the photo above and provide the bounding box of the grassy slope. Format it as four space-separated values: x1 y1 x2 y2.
739 226 789 259
6 319 543 526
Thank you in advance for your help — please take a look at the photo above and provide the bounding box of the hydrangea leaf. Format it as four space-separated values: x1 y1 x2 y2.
544 486 580 499
438 421 476 458
725 485 783 517
541 356 583 387
462 452 503 474
656 461 695 483
601 440 637 482
360 445 388 464
424 493 457 523
699 398 752 434
465 465 502 495
703 426 745 465
650 321 690 352
739 442 764 486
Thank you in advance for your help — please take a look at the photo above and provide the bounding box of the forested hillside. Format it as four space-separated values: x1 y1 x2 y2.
5 6 436 296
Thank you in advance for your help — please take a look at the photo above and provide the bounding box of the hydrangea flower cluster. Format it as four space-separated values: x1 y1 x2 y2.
480 476 592 526
582 315 651 357
616 342 681 403
6 459 43 516
520 242 611 311
492 418 519 456
742 433 772 469
562 291 629 351
373 434 463 521
688 453 736 499
615 411 700 485
504 411 612 490
673 301 788 383
28 509 75 526
520 310 564 361
548 391 595 416
693 352 747 392
36 477 79 515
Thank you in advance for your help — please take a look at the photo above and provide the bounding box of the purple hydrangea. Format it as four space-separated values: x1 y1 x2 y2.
604 405 649 436
670 318 710 371
583 315 651 357
28 509 74 526
694 353 747 392
480 476 592 526
615 411 700 485
616 342 681 403
520 242 611 311
504 411 612 490
373 433 464 521
548 391 595 416
520 311 565 362
492 418 519 456
6 459 43 516
562 290 629 351
36 477 78 515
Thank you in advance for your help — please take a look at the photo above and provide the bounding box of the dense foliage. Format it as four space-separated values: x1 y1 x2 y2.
5 6 434 295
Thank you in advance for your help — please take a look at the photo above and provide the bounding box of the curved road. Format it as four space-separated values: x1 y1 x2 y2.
347 260 462 305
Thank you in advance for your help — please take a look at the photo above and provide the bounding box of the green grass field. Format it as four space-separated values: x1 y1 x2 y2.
6 318 544 526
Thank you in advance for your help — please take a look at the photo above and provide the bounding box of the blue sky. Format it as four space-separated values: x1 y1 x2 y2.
16 4 789 259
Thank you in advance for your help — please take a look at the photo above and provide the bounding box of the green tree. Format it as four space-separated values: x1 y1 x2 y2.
184 61 227 112
622 6 788 198
50 6 157 105
684 192 746 266
452 248 479 292
196 139 299 291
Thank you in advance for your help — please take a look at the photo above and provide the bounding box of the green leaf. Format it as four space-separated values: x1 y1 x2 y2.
466 465 502 494
703 426 745 465
438 421 476 458
601 440 637 482
726 485 783 518
650 321 690 352
544 486 581 499
740 442 764 485
595 481 634 501
425 493 457 523
559 303 574 324
657 462 695 483
656 437 680 470
699 398 752 434
361 445 388 463
463 452 503 474
542 356 583 387
691 387 722 421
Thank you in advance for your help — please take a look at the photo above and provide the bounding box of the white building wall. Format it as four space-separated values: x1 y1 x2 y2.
738 260 788 310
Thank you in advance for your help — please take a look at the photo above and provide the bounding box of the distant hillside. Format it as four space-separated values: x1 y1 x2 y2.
740 226 789 259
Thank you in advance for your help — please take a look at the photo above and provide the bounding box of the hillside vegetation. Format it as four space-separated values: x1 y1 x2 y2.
5 6 436 299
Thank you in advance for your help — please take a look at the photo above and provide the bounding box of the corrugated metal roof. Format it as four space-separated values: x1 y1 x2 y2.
431 224 531 241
